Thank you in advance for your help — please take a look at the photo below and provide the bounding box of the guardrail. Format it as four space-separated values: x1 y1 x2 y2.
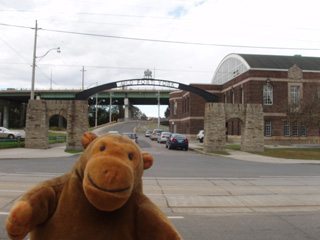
49 136 67 143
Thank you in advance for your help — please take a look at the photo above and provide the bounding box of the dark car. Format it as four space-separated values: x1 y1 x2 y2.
121 132 138 144
166 133 189 151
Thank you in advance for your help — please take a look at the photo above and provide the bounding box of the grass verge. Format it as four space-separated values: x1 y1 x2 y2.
201 145 320 160
252 148 320 160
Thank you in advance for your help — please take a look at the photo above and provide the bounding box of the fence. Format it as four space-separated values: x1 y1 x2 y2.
0 136 66 147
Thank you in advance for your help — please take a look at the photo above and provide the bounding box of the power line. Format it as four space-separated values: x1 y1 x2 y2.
41 28 320 51
1 22 320 51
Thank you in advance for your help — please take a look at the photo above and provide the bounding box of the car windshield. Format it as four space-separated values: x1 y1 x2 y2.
161 132 171 136
0 127 9 132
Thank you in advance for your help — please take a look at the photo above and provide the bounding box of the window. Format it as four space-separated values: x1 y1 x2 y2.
290 86 300 106
301 125 307 137
263 85 273 105
284 121 290 136
293 121 298 136
241 87 244 104
173 101 177 115
232 90 235 104
265 120 271 136
212 55 249 84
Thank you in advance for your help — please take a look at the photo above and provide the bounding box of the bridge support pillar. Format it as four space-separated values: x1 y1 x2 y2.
3 103 10 128
124 98 130 121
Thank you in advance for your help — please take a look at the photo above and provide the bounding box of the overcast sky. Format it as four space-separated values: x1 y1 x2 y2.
1 0 320 117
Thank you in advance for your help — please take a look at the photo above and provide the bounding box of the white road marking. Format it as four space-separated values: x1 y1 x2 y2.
168 216 184 219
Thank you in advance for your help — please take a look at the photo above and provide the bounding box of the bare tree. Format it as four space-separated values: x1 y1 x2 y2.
286 82 320 127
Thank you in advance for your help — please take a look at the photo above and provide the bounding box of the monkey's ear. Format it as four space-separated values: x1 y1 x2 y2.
142 152 153 170
81 132 99 149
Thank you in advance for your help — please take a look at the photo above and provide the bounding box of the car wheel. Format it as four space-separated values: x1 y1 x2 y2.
7 134 14 139
185 147 188 151
168 144 173 150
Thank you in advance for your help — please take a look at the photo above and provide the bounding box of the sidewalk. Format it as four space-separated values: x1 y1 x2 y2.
0 143 76 159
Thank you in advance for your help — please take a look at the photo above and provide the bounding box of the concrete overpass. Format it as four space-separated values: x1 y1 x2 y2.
0 88 172 128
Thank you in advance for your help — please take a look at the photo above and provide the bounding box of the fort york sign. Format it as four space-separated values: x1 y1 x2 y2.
75 79 219 102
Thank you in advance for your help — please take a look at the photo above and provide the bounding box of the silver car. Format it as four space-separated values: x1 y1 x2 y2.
0 127 22 139
150 129 163 141
157 132 171 143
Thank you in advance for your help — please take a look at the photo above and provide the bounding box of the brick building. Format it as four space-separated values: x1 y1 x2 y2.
169 53 320 144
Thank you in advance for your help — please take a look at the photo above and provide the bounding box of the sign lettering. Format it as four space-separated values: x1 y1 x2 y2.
117 79 178 89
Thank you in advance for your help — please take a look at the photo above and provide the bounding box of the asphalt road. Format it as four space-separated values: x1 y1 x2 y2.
0 122 319 240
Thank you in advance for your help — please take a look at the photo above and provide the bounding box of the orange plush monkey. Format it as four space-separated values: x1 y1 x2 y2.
6 132 182 240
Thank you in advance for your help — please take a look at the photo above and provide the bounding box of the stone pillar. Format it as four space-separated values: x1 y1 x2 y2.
204 103 226 152
241 104 264 152
25 100 49 149
66 100 88 151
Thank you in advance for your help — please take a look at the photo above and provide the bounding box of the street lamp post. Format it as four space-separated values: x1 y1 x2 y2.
30 20 60 100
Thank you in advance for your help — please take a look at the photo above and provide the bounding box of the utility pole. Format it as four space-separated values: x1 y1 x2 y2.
81 66 86 90
30 20 38 100
157 90 160 129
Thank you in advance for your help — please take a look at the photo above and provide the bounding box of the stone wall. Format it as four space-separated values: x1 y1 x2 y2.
204 103 264 153
25 100 88 150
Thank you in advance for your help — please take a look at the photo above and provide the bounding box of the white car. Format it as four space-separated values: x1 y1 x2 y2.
197 130 204 143
0 127 22 139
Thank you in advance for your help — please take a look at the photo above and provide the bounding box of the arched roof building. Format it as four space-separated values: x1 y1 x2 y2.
212 53 320 84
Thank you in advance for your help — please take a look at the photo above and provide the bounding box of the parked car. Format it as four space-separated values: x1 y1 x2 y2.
157 132 171 143
197 130 204 143
0 127 22 139
145 130 153 137
166 133 189 151
150 129 163 141
121 132 138 144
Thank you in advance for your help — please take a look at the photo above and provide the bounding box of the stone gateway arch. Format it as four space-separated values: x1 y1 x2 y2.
25 78 263 151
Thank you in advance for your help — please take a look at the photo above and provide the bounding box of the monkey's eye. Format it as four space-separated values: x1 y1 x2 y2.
100 145 106 152
128 153 133 161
